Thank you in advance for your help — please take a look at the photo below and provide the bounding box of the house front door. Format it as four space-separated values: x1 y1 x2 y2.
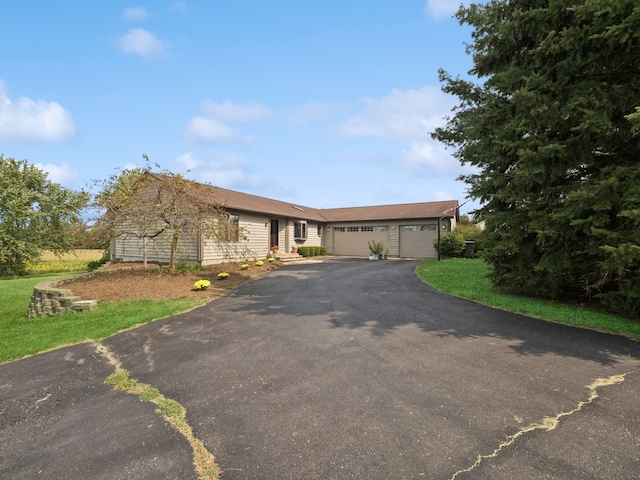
270 220 279 249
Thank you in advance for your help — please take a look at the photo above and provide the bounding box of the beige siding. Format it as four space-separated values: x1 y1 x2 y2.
387 224 400 257
113 229 199 263
283 219 323 253
114 212 273 266
242 213 270 258
202 212 269 264
308 222 323 246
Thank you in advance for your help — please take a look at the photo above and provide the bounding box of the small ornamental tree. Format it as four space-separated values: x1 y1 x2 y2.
92 158 253 273
91 163 157 268
0 156 88 276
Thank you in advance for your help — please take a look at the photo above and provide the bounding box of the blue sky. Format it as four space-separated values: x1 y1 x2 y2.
0 1 480 215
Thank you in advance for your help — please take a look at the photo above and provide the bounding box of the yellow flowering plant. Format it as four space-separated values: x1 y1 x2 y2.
241 263 250 270
255 260 264 266
194 279 211 290
217 272 229 280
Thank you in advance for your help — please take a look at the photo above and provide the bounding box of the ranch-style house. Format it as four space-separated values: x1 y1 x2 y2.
110 174 459 264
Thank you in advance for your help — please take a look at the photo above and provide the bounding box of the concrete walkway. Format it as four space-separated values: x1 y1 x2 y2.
2 258 639 479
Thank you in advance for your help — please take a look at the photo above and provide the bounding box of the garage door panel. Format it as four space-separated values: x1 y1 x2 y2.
399 225 438 258
333 227 389 256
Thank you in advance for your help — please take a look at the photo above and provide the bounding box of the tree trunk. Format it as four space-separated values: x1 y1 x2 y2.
169 232 179 273
143 236 148 269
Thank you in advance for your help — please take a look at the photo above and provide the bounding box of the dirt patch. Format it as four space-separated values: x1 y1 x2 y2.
63 261 281 302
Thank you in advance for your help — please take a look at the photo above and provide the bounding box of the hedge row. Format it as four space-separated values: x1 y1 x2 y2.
298 246 327 257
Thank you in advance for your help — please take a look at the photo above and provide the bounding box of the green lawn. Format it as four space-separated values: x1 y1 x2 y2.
0 274 203 364
416 258 640 340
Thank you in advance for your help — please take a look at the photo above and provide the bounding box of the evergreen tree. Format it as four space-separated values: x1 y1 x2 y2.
433 0 640 317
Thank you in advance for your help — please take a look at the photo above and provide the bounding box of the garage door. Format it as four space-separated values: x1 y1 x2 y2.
333 226 389 256
399 224 438 258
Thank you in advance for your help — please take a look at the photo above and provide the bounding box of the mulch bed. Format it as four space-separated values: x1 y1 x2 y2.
62 261 280 302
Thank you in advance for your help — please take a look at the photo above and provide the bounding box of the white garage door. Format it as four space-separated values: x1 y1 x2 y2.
399 224 438 258
333 226 389 256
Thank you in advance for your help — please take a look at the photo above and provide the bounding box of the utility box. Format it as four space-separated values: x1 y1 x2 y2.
464 241 475 258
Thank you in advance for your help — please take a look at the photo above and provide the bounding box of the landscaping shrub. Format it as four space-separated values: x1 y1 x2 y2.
88 250 111 271
297 246 326 257
433 232 465 258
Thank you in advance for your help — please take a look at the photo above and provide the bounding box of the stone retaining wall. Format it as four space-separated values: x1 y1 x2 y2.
27 279 98 318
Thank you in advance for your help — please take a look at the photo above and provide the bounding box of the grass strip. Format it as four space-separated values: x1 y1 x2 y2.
0 274 204 364
98 344 220 480
416 258 640 340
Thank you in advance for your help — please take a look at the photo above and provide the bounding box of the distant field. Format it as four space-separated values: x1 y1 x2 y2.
39 249 105 260
24 250 107 274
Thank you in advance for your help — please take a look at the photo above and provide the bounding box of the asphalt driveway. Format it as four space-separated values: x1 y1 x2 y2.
2 258 639 479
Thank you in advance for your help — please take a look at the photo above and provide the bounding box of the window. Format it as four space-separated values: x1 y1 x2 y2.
347 227 359 232
373 226 388 232
401 225 417 231
294 221 307 239
221 214 240 242
361 226 374 232
335 227 345 232
421 225 437 231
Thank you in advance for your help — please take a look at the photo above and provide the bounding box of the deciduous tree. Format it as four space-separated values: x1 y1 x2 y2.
92 159 251 272
0 155 88 276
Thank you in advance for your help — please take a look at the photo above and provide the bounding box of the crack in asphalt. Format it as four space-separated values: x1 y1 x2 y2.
449 372 633 480
94 342 220 480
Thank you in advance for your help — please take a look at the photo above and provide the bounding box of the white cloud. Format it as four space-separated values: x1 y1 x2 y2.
400 141 458 173
0 81 76 142
117 28 168 60
175 152 200 171
175 151 295 198
177 151 265 189
201 100 272 123
339 86 454 140
35 163 78 184
337 85 474 177
185 116 253 142
424 0 468 19
123 6 149 20
185 100 271 143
